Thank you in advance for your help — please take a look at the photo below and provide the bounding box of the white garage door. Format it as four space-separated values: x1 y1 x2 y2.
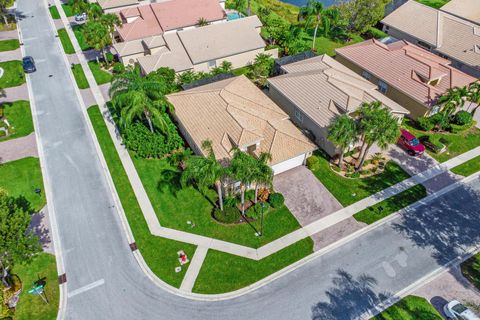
271 154 306 175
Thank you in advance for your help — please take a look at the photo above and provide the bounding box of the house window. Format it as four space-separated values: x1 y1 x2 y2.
378 80 388 94
294 108 304 123
207 60 217 68
361 71 371 80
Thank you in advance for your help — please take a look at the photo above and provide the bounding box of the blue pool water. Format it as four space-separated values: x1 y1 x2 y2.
227 12 242 20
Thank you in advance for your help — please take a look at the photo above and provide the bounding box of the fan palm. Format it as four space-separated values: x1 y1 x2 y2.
182 140 226 211
251 152 273 204
298 0 324 50
109 69 169 133
468 81 480 105
437 86 469 115
228 149 256 216
328 114 358 168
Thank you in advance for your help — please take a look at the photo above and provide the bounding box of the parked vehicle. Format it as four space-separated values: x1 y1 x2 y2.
22 56 36 73
74 12 86 22
444 300 480 320
398 129 425 156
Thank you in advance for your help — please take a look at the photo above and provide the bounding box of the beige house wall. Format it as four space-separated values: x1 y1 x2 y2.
335 54 430 119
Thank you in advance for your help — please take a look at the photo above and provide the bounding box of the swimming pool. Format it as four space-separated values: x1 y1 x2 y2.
227 12 241 20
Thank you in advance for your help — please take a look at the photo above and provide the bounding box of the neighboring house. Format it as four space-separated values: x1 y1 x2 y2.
268 54 409 156
335 39 477 119
112 0 274 74
440 0 480 25
166 75 317 175
381 0 480 77
98 0 226 13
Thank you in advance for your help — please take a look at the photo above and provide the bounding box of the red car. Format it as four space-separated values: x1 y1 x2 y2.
398 129 425 156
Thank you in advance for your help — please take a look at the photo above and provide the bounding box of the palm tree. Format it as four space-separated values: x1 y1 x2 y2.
251 152 273 203
228 149 256 216
87 3 103 20
468 81 480 105
197 17 209 27
328 114 358 168
109 68 170 133
356 102 400 171
437 86 469 115
182 140 226 211
70 0 89 15
82 21 111 62
298 0 324 50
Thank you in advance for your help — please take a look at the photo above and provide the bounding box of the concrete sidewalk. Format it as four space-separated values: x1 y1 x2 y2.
0 132 38 163
0 47 22 61
0 84 29 102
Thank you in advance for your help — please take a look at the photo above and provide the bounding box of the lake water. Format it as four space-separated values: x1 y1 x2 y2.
280 0 341 8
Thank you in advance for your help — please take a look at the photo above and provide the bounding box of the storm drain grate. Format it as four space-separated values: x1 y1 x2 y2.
58 273 67 285
129 242 138 252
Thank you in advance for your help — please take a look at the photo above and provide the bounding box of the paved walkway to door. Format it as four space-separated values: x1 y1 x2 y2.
273 166 343 226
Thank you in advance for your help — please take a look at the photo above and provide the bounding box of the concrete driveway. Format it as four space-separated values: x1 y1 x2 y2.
273 166 343 226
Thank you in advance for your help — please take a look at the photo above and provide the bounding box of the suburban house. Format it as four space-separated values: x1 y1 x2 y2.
381 0 480 77
335 39 477 119
112 0 273 74
166 75 317 175
268 54 409 156
98 0 226 13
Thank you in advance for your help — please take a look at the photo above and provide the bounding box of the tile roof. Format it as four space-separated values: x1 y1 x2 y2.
112 35 165 56
177 16 264 64
98 0 138 10
335 39 477 107
167 75 317 165
381 0 480 71
117 0 225 41
440 0 480 24
268 55 409 129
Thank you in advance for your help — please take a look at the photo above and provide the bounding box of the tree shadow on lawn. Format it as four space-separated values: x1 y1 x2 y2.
311 269 392 320
157 167 182 195
392 177 480 270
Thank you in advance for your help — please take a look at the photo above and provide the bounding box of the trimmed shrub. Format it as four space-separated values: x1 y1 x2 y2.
122 118 184 158
245 189 255 201
429 112 451 130
306 156 319 169
213 206 240 224
246 201 271 220
455 111 473 126
268 192 284 208
224 195 240 207
112 62 125 74
105 52 114 63
451 121 475 134
417 116 434 131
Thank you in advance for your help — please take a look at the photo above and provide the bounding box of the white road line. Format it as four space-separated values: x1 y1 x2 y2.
67 279 105 298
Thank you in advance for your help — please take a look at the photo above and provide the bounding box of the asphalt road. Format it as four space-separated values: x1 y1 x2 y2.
16 0 480 319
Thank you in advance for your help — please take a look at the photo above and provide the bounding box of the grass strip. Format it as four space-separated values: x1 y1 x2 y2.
48 5 60 19
0 38 19 52
71 64 89 89
353 184 428 224
87 105 195 288
451 155 480 177
372 295 443 319
193 237 313 294
57 28 75 54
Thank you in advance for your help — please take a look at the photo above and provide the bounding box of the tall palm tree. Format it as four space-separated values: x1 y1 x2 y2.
356 102 400 171
328 114 358 168
298 0 324 50
251 152 273 204
82 21 111 62
228 149 256 216
437 86 469 115
109 68 169 133
182 140 226 211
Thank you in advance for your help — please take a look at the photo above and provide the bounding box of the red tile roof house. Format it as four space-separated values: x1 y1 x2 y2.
335 39 477 119
111 0 276 74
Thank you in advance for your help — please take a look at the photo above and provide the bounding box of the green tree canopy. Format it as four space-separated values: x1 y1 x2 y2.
339 0 390 34
328 114 358 167
298 0 324 49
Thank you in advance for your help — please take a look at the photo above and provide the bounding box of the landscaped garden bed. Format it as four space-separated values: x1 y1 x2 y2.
307 151 411 207
325 150 389 179
0 100 34 141
0 60 25 88
372 295 443 319
461 253 480 291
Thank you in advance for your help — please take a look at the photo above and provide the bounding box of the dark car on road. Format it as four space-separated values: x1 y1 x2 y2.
22 56 36 73
398 129 425 156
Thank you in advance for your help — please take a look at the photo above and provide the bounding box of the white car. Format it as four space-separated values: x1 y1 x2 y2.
74 12 87 22
444 300 480 320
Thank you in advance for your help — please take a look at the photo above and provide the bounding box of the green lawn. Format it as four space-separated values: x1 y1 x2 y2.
48 5 60 19
403 119 480 163
0 100 34 141
248 0 299 24
87 105 196 288
0 38 19 52
61 3 78 17
307 34 364 56
57 28 75 54
71 64 89 89
461 253 480 291
0 60 25 88
416 0 449 8
72 25 92 51
132 156 303 248
88 61 113 85
308 152 411 207
13 253 59 320
372 295 443 320
451 155 480 177
193 237 313 294
0 157 46 211
353 184 427 224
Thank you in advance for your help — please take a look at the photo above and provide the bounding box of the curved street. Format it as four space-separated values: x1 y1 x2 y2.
16 0 480 319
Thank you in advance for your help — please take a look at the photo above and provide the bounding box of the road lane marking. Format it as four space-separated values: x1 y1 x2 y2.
67 279 105 298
